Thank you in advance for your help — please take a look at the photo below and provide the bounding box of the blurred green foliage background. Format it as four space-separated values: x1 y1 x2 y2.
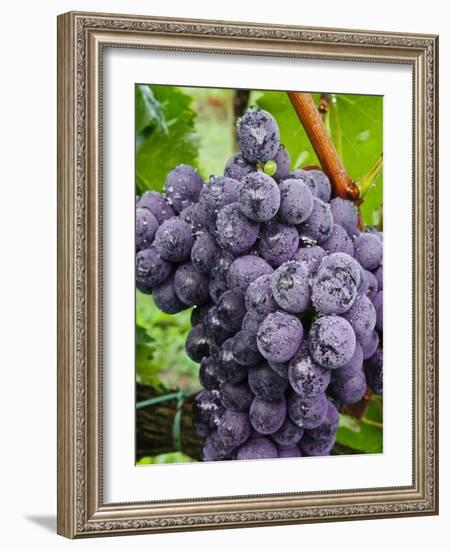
135 85 383 465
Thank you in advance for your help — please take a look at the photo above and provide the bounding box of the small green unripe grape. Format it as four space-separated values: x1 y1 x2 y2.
263 160 277 176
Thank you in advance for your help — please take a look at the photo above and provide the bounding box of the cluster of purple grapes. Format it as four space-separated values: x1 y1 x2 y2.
136 107 383 461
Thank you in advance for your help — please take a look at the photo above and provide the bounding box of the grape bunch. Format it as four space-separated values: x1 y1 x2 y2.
136 107 383 461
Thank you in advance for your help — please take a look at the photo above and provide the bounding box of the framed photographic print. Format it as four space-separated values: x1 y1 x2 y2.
57 11 439 538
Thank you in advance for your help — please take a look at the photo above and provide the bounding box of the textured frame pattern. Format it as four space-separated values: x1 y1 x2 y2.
57 11 439 538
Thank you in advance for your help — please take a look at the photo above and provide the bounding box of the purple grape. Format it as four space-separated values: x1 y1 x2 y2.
248 363 288 401
257 311 303 363
209 250 235 303
373 291 383 332
359 330 380 360
278 446 302 458
164 164 203 213
278 178 314 225
174 262 209 306
329 370 367 404
216 288 247 333
289 169 318 197
219 338 249 384
224 153 255 180
179 203 204 234
154 218 194 262
203 306 233 345
216 203 260 255
268 360 289 379
364 348 383 395
136 247 172 291
306 400 339 441
330 197 359 237
152 275 188 314
309 316 356 369
319 252 362 287
190 302 212 327
238 108 280 163
258 223 299 267
374 265 383 290
359 269 379 301
136 207 159 251
219 381 253 412
196 176 240 236
271 260 310 313
249 396 287 434
298 198 333 243
241 311 262 351
308 170 332 202
211 249 234 280
199 357 221 390
192 390 224 436
236 437 278 460
292 245 326 277
311 266 357 315
209 343 222 365
288 392 328 429
300 433 336 456
217 410 252 448
354 233 383 270
185 323 210 363
232 330 262 366
341 294 377 339
208 275 228 304
273 146 291 181
227 255 273 292
288 343 331 399
191 232 219 274
137 191 175 224
332 343 364 382
321 224 354 256
196 176 241 233
203 431 234 461
238 172 280 222
245 274 277 318
271 417 304 448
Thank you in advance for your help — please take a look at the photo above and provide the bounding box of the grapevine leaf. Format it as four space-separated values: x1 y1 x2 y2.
136 291 201 390
136 342 165 389
336 413 383 453
136 85 201 195
135 85 167 136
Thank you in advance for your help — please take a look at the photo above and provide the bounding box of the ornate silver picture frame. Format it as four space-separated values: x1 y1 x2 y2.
57 11 438 538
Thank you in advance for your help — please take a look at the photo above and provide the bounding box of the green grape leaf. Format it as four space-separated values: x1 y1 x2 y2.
135 85 167 136
136 324 153 345
336 413 383 453
137 452 195 465
365 395 383 424
330 94 383 226
135 341 165 389
136 85 201 195
136 291 201 390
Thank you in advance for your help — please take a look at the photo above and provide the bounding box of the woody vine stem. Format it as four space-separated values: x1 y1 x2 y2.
287 92 360 202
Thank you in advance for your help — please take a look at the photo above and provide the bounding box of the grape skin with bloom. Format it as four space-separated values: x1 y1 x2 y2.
135 105 383 462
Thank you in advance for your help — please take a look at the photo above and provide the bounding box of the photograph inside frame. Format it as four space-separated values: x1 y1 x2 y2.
134 85 383 465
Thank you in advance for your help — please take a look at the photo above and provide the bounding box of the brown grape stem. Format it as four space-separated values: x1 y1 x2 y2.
287 91 360 202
